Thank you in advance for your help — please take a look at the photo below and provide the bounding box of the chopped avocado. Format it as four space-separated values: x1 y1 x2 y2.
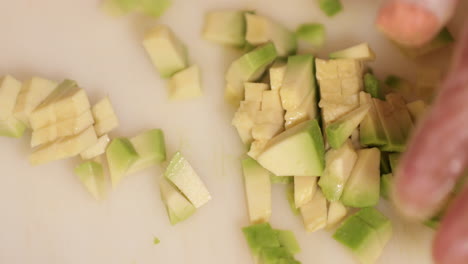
153 237 160 245
80 134 111 160
333 215 384 264
138 0 171 18
0 75 26 138
245 14 297 57
225 43 277 106
31 110 94 147
388 153 400 172
397 27 454 58
380 173 393 200
327 201 348 229
373 98 405 152
294 176 317 208
318 0 343 17
280 54 317 112
14 77 57 127
341 148 381 208
92 96 119 137
242 223 281 256
128 129 166 174
252 123 283 141
359 92 387 147
255 110 284 125
300 189 328 232
406 100 427 123
28 79 89 130
270 175 293 184
165 152 211 208
242 157 272 224
74 160 106 200
326 104 370 149
286 184 300 215
168 65 202 100
269 60 287 91
106 138 139 186
330 43 376 61
248 140 268 159
159 177 196 225
386 93 414 141
276 230 301 254
355 208 393 246
29 126 97 165
380 152 391 175
284 89 318 129
245 82 269 102
296 23 326 48
363 73 383 99
202 10 247 47
261 90 283 111
143 25 188 78
383 75 416 102
232 101 261 145
260 247 296 264
102 0 139 16
319 140 358 201
256 119 325 177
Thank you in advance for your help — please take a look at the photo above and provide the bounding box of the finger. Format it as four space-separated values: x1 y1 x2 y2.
433 187 468 264
376 0 459 46
393 21 468 220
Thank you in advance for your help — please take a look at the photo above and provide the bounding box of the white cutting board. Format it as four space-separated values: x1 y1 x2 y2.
0 0 465 263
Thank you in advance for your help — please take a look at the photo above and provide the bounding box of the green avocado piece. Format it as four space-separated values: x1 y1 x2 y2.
326 104 370 149
341 148 381 208
260 247 297 264
128 129 166 174
355 208 393 247
276 230 301 254
318 0 343 17
106 138 139 186
202 10 248 47
74 160 106 200
373 98 406 152
242 223 281 255
139 0 171 18
380 173 393 200
271 175 294 184
359 92 387 147
159 177 196 225
364 73 383 99
386 93 414 142
286 184 300 215
296 23 325 48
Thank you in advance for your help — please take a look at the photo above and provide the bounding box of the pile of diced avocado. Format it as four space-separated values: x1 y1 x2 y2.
201 9 448 264
0 74 211 225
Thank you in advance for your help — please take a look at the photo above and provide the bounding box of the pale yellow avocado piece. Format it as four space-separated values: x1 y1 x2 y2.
327 201 348 229
269 60 286 91
14 77 57 127
232 101 260 144
294 176 317 208
242 157 272 224
30 126 98 165
92 97 119 136
31 110 94 147
406 100 427 123
245 13 296 57
285 89 317 129
300 189 328 232
165 152 211 208
252 123 284 141
281 55 315 111
255 110 284 125
29 80 90 130
261 90 283 111
244 82 268 102
168 65 202 100
329 43 376 61
247 140 268 159
80 134 110 160
143 24 188 78
0 75 26 138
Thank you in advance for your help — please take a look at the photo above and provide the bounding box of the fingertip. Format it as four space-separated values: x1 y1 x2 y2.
376 1 441 47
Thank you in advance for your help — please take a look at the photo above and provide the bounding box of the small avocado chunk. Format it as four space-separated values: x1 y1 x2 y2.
143 25 188 78
333 215 383 264
271 175 293 184
165 152 211 208
92 96 119 137
106 138 139 186
225 43 278 106
242 157 272 224
373 98 405 152
74 160 106 200
284 89 318 129
202 10 247 47
276 230 301 254
363 73 383 99
280 54 317 113
296 23 326 48
269 60 287 91
406 100 427 123
326 104 370 149
330 43 376 61
327 201 348 229
380 173 393 200
139 0 171 18
159 177 196 225
168 65 202 100
256 119 325 177
386 93 414 141
319 140 358 201
242 223 281 256
128 129 166 174
294 176 317 208
341 148 381 208
245 13 297 57
300 189 328 232
0 75 26 138
359 92 387 147
80 134 111 160
355 208 393 246
286 184 300 215
318 0 343 17
260 247 298 264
